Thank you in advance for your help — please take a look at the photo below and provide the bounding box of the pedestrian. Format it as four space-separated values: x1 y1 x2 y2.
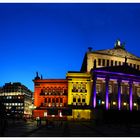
36 116 40 127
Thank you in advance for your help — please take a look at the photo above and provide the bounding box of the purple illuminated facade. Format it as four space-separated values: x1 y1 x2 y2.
129 81 133 111
105 77 109 110
93 76 97 108
91 63 140 111
118 80 121 110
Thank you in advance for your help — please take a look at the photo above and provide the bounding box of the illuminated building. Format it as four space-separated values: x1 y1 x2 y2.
0 82 33 118
81 40 140 112
66 72 92 120
33 72 70 119
33 40 140 120
91 61 140 111
81 40 140 72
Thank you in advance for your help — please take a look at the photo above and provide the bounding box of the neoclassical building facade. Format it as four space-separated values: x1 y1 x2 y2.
81 40 140 72
66 72 92 120
33 72 69 119
91 63 140 111
33 40 140 120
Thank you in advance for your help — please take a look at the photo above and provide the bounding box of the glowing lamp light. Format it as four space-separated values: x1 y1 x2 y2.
134 103 137 106
113 102 116 105
123 102 127 106
44 112 47 117
52 115 55 117
102 101 105 104
59 112 62 117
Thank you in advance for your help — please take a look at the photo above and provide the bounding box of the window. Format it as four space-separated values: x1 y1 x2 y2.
137 65 139 70
78 84 81 92
137 88 140 97
81 83 87 92
72 83 77 92
102 59 105 66
48 98 51 103
127 86 129 95
56 98 59 103
60 98 63 103
82 99 85 102
130 63 132 67
109 85 112 94
96 84 101 94
73 97 76 102
115 61 117 66
98 59 101 66
111 60 113 66
82 95 86 103
45 98 47 103
78 98 81 102
119 61 121 65
107 60 109 66
134 64 136 69
52 98 55 103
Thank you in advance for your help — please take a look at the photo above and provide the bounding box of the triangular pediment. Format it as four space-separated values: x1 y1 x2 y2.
94 48 140 60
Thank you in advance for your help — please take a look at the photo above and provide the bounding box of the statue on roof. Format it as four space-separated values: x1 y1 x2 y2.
114 39 125 50
35 71 40 80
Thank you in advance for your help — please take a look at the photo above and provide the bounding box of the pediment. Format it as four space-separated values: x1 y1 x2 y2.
94 48 140 60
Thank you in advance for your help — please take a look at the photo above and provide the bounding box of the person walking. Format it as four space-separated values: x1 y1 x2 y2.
36 116 40 127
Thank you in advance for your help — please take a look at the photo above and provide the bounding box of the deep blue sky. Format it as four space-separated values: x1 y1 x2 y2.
0 3 140 91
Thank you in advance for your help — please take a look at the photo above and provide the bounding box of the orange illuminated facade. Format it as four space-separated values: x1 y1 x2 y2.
33 72 69 119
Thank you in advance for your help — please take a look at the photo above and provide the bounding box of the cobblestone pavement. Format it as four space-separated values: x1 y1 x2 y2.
2 120 140 137
4 119 39 137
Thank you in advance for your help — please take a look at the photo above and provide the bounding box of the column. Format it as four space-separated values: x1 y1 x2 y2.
105 76 109 110
129 81 133 111
117 79 121 110
93 74 97 108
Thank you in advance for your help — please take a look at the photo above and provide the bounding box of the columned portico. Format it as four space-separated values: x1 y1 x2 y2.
91 64 140 111
117 79 121 110
105 76 109 110
129 81 133 111
93 75 97 108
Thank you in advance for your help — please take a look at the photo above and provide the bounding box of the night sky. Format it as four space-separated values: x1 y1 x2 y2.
0 3 140 91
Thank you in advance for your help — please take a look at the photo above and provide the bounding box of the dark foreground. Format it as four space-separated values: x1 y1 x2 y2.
1 119 140 137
